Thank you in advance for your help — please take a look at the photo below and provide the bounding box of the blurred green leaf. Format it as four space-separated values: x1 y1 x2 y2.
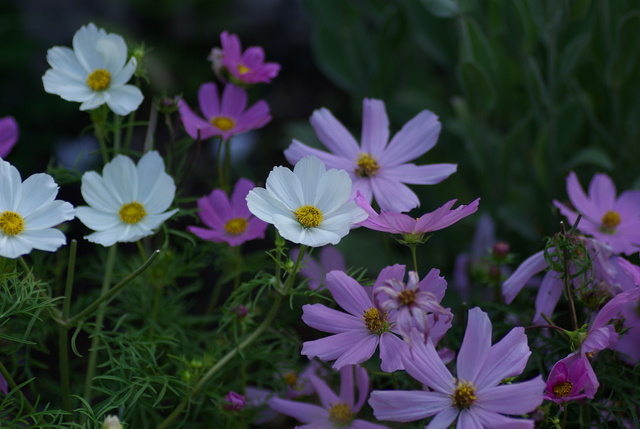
420 0 459 18
570 0 592 20
558 34 590 81
606 12 640 88
562 147 614 171
456 60 496 114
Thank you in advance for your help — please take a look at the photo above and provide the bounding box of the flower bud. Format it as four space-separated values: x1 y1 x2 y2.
222 391 246 412
102 415 123 429
492 242 510 259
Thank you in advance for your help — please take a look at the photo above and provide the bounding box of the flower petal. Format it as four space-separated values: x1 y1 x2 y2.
369 390 451 422
379 110 441 166
360 99 389 155
309 108 360 160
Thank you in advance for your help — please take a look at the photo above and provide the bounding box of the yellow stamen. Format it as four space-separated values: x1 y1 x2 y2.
0 211 24 236
362 307 389 334
119 202 146 224
294 205 323 228
552 381 573 398
86 69 111 91
600 210 621 232
283 372 298 388
238 64 251 75
224 218 248 235
211 116 235 131
397 289 417 306
355 153 380 177
328 402 353 426
452 379 477 409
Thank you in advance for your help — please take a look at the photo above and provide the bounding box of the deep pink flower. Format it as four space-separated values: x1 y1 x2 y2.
210 31 280 85
369 308 544 429
373 264 452 337
187 178 267 246
285 99 457 212
610 258 640 364
554 172 640 255
222 391 246 412
301 270 406 372
178 82 271 140
0 116 18 158
356 193 480 242
291 245 346 291
270 365 390 429
544 353 598 404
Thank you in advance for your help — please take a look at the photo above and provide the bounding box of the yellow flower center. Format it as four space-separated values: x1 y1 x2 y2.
362 307 390 334
397 289 417 306
119 202 146 224
0 211 24 236
552 381 573 398
210 116 235 131
328 402 353 427
294 205 323 228
355 153 380 177
237 64 251 75
284 371 298 388
86 69 111 91
600 210 621 233
224 218 248 235
452 379 477 409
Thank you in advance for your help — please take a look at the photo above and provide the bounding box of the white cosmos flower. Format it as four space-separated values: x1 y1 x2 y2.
0 158 75 259
42 22 143 116
246 156 367 247
76 151 178 246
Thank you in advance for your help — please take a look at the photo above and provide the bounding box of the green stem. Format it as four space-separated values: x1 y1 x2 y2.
217 139 227 191
233 245 242 291
561 403 568 429
112 113 122 155
67 249 160 327
156 293 284 429
59 240 77 416
91 105 109 164
560 222 579 331
124 109 136 153
408 244 419 275
83 244 117 403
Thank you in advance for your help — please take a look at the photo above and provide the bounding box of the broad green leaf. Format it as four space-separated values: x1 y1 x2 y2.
456 60 496 114
558 34 590 81
570 0 592 20
606 12 640 88
562 147 614 171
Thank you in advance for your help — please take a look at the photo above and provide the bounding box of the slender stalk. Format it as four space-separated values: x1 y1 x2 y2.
67 249 160 327
83 244 117 403
112 113 122 155
560 222 579 331
216 139 227 191
59 240 77 416
233 245 242 291
156 293 284 429
124 109 136 152
91 105 109 164
0 361 37 416
561 403 568 429
408 244 419 275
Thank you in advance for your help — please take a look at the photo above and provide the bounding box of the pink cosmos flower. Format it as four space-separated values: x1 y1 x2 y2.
356 193 480 242
291 245 346 291
544 353 598 404
369 308 545 429
301 270 406 372
373 264 452 337
0 116 18 158
284 99 457 212
178 82 271 140
612 258 640 364
222 391 246 412
187 178 267 246
553 172 640 255
269 365 390 429
209 31 280 85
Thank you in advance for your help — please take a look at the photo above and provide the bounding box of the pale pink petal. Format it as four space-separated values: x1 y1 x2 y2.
379 110 441 166
476 376 544 414
325 270 373 317
309 108 360 160
360 99 389 155
382 163 457 185
532 272 563 324
269 398 327 423
470 407 535 429
379 332 406 372
333 334 379 369
457 308 492 383
402 331 454 394
301 303 363 333
502 251 547 304
588 173 616 211
284 140 354 171
306 373 339 409
369 390 451 422
301 330 370 362
197 82 220 119
473 327 531 389
370 176 419 212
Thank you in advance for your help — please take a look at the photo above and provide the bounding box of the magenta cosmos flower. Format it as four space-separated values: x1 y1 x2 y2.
284 99 457 212
301 270 406 372
0 116 18 158
369 308 545 429
178 82 271 140
209 31 280 85
356 193 480 243
270 365 390 429
553 172 640 255
188 178 267 247
373 264 452 338
544 353 598 404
